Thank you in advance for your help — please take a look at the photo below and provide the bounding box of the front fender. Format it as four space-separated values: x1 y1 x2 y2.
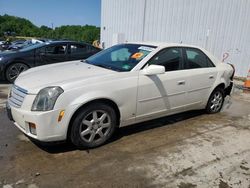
56 85 137 128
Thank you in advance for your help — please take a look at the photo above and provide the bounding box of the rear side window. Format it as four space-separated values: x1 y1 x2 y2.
70 44 87 54
184 48 214 69
148 48 182 72
46 45 67 55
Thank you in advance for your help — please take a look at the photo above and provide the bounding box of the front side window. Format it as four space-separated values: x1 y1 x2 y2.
86 44 156 71
148 48 182 72
185 48 214 69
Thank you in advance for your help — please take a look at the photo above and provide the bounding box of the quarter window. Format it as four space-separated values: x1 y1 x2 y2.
148 48 182 72
185 48 214 69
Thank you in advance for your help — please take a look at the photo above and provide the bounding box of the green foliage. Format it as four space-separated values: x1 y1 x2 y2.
0 14 100 43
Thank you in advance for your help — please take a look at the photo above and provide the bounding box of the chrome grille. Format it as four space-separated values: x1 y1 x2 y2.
8 85 28 108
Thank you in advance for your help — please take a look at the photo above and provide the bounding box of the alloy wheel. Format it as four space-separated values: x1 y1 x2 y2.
210 91 223 112
7 63 28 82
79 110 112 143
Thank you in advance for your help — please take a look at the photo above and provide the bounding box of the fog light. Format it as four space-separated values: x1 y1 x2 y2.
29 122 37 135
58 110 65 122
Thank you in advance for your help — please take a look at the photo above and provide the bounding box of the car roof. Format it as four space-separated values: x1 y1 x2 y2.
126 41 204 49
44 40 90 45
126 41 221 65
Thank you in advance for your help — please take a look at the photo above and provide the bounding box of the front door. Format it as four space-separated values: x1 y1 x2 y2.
35 44 68 66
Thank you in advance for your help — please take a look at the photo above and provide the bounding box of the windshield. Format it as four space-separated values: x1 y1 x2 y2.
19 43 45 52
86 44 156 71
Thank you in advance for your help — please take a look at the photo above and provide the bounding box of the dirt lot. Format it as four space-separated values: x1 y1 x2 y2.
0 82 250 188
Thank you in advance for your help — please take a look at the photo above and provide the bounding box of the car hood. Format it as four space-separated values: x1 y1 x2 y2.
0 50 18 56
15 60 116 94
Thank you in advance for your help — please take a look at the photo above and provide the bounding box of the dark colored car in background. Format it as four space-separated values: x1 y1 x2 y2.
7 39 27 50
0 40 12 51
7 39 36 51
0 41 101 82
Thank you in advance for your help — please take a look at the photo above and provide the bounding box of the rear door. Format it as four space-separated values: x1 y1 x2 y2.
183 47 218 106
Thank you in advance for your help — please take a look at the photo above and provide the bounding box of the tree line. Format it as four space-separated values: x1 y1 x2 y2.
0 14 100 44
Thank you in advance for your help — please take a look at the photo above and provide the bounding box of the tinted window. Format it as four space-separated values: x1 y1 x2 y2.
86 44 156 72
185 48 214 69
70 44 87 54
111 48 131 61
46 45 67 55
148 48 182 72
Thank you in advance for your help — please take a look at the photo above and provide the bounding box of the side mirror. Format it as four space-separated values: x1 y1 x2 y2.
142 65 165 76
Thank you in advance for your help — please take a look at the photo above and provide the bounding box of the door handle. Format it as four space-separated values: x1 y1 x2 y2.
209 75 214 79
177 80 185 85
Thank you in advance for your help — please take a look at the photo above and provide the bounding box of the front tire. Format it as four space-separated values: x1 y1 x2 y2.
6 63 29 83
70 103 117 149
206 87 225 114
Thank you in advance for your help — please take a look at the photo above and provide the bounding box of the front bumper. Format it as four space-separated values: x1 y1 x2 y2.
6 102 73 142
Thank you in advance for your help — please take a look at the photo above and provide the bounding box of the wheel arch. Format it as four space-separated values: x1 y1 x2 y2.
206 83 226 113
66 98 121 140
209 83 225 97
204 82 225 105
214 83 225 90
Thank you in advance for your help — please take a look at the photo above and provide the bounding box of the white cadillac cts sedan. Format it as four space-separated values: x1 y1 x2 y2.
7 42 234 148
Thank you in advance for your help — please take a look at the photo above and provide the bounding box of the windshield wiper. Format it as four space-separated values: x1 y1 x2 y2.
81 59 90 64
81 61 121 72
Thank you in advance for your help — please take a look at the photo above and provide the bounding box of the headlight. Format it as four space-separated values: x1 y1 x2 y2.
0 57 3 61
31 87 64 111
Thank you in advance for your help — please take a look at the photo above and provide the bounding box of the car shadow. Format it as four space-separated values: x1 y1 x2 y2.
113 110 204 139
0 80 11 100
35 109 205 154
0 80 10 85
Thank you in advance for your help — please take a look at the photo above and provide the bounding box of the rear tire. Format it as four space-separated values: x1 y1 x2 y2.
206 87 225 114
70 102 117 149
5 63 29 83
